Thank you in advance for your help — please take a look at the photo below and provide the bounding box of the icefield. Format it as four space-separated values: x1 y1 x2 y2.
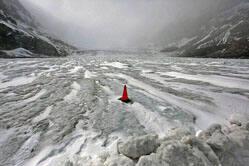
0 52 249 166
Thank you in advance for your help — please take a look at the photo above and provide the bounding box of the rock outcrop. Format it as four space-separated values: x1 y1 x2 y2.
118 135 160 159
104 155 135 166
161 1 249 59
0 0 75 58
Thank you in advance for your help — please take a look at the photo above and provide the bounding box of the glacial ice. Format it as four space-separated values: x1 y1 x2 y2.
0 52 248 166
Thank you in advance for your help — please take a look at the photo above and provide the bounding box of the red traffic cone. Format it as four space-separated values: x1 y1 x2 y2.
119 85 132 103
121 85 129 101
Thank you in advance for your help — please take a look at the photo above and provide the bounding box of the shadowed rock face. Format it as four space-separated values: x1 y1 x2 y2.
162 1 249 59
0 22 60 57
0 0 35 27
0 0 73 58
182 39 249 59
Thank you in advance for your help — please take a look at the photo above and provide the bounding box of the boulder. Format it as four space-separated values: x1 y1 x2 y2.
204 124 249 166
118 135 159 159
229 114 245 127
182 136 221 166
104 155 135 166
206 131 231 151
161 128 192 142
215 129 249 166
117 123 249 166
136 153 166 166
245 122 249 131
197 124 222 140
137 141 206 166
230 120 242 127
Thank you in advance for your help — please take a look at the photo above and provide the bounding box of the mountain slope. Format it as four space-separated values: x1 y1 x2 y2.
0 0 75 58
162 1 249 58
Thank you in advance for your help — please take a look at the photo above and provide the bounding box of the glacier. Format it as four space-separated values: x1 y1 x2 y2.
0 51 249 166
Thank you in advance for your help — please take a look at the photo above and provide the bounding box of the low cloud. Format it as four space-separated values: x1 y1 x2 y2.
20 0 235 49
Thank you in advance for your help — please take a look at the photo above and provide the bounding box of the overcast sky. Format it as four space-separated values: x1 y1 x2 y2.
20 0 232 49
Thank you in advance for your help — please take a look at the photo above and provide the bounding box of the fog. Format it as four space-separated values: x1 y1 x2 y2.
20 0 237 50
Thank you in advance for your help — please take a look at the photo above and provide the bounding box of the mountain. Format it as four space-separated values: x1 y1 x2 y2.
162 0 249 58
0 0 75 58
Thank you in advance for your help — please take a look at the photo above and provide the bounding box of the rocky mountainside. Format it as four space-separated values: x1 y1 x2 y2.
0 0 75 58
162 1 249 58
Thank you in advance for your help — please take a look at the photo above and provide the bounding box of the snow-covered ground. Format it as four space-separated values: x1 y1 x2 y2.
0 52 249 166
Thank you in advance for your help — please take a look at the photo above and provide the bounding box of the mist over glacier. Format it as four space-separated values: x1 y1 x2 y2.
19 0 236 49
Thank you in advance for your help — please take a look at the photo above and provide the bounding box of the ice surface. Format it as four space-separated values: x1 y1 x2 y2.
105 73 223 129
164 71 249 90
101 61 128 69
84 70 97 78
11 133 40 166
129 103 172 136
0 53 248 166
2 48 33 58
69 66 84 74
100 66 109 70
64 82 81 103
0 72 7 80
0 76 36 89
22 89 47 104
32 106 53 123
